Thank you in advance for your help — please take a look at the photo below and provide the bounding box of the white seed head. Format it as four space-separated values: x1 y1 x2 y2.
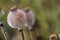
24 8 35 28
7 9 26 30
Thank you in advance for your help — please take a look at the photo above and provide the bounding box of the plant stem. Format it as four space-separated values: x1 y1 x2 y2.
0 27 8 40
20 31 24 40
29 30 36 40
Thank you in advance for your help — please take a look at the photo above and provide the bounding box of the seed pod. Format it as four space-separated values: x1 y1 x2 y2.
7 6 26 40
23 8 35 31
7 6 26 30
49 34 57 40
0 8 5 22
23 8 36 40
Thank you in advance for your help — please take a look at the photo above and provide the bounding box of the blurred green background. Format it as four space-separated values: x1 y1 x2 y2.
0 0 60 40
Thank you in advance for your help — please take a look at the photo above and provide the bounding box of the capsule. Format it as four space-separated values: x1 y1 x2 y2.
7 6 26 40
7 6 26 31
23 8 35 31
49 34 57 40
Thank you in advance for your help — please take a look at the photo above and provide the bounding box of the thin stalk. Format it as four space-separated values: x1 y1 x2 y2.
29 30 36 40
19 30 24 40
0 27 7 40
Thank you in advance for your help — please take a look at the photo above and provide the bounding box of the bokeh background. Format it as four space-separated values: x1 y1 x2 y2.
0 0 60 40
